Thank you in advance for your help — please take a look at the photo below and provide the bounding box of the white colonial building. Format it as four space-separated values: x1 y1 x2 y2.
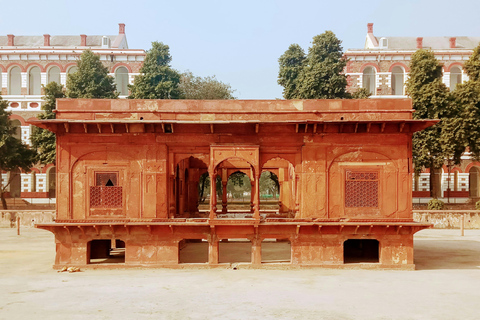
0 23 145 205
344 23 480 203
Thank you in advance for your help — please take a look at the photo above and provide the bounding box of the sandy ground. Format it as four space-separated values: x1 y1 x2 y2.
0 228 479 320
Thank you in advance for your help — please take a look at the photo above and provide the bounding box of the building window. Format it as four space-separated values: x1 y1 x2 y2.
90 172 122 208
450 66 462 90
115 67 129 96
9 66 21 95
28 66 41 95
391 66 404 95
67 66 78 75
362 67 376 95
47 66 61 84
345 171 379 208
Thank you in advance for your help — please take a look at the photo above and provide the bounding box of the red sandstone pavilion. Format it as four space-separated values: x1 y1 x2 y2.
32 98 436 269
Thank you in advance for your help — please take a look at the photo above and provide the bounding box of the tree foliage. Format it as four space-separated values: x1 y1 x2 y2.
179 71 235 99
66 50 118 99
128 42 182 99
278 31 348 99
278 44 306 99
447 43 480 161
0 98 37 209
31 82 65 164
405 49 454 197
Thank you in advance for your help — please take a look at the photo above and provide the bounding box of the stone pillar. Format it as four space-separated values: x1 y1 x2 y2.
168 175 175 218
178 168 185 216
254 173 260 219
294 174 300 218
209 171 217 219
251 236 262 265
278 168 285 213
222 169 228 214
208 234 219 264
250 180 255 213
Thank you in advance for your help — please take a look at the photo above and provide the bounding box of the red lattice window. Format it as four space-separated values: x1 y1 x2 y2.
90 172 122 208
345 171 378 208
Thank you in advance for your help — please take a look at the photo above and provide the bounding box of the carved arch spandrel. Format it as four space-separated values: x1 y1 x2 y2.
210 146 259 175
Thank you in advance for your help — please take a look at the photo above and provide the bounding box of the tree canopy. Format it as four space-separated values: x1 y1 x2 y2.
128 42 182 99
447 43 480 162
31 82 65 164
66 50 118 99
0 98 37 208
405 49 454 197
179 71 235 99
278 31 348 99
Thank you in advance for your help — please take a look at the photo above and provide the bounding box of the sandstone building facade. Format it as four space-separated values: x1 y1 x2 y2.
34 98 434 269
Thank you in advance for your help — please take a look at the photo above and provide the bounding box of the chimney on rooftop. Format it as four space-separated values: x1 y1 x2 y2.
450 37 456 48
119 23 125 34
416 37 423 49
80 34 87 46
44 34 50 46
367 23 374 34
7 34 14 46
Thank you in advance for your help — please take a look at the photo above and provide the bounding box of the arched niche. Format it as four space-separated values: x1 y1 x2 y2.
328 150 399 219
70 151 140 220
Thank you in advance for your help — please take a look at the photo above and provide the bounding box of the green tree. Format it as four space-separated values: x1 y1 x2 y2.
351 87 372 99
179 71 235 99
128 42 182 99
31 82 65 164
0 98 37 209
406 49 454 198
66 50 118 99
278 44 306 99
447 44 480 162
278 31 348 99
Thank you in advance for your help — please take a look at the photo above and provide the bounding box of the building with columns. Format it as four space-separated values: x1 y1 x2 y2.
34 98 434 269
0 24 146 204
344 23 480 203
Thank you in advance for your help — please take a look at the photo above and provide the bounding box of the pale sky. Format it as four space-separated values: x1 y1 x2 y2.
1 0 480 99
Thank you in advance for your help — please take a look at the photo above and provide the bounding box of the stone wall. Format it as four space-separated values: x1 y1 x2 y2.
413 211 480 229
0 210 55 228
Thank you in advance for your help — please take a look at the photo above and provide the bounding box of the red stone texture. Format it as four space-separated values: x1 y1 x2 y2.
33 99 435 269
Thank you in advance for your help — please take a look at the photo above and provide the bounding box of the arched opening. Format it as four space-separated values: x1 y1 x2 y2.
47 166 56 198
178 239 208 263
9 66 21 95
469 167 480 198
28 66 41 95
88 239 125 264
391 66 404 95
261 239 291 263
225 171 252 215
450 66 462 91
212 157 255 218
11 119 21 140
259 171 279 211
262 157 295 217
344 239 379 263
362 67 376 95
115 66 129 96
47 66 61 84
175 156 208 218
9 168 21 198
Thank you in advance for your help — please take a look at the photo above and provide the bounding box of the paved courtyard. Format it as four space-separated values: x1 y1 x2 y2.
0 228 479 320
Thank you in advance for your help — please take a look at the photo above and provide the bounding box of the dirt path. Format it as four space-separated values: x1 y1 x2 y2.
0 228 479 320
